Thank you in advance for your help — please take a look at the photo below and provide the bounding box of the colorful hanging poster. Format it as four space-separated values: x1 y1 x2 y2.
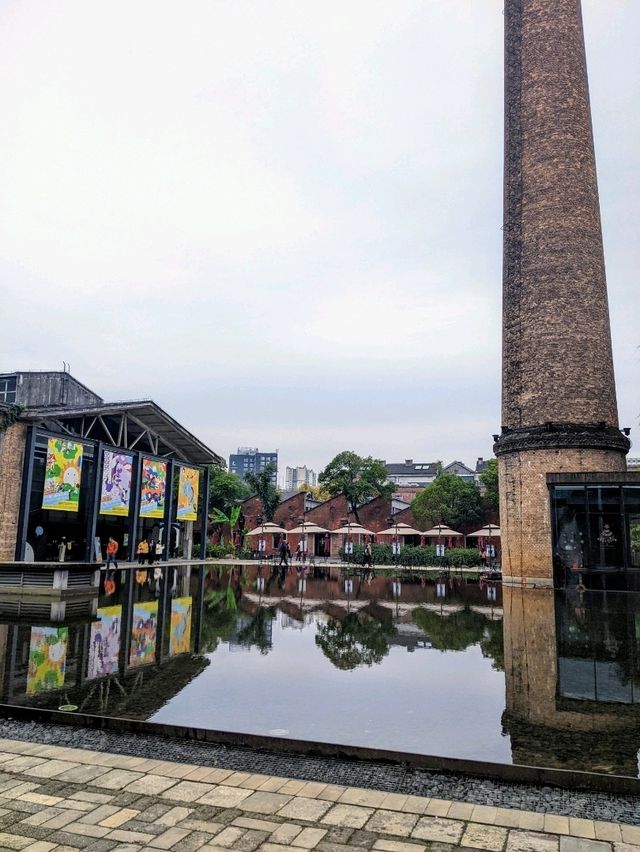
169 597 192 656
139 458 167 518
27 626 68 695
42 438 83 512
177 467 199 521
99 450 133 516
129 601 158 667
88 606 122 679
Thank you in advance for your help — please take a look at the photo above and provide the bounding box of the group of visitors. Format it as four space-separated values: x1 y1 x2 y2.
102 536 162 569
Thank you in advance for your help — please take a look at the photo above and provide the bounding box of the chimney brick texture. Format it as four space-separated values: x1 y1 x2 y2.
502 0 618 429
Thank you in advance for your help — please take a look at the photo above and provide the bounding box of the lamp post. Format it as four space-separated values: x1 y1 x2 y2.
257 514 265 565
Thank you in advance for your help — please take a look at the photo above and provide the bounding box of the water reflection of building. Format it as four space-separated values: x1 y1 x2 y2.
0 563 207 719
502 587 640 776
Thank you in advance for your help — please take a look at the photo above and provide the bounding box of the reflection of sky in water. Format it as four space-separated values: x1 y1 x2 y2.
151 612 511 764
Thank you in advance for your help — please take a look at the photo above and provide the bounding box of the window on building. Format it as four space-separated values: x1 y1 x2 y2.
0 376 17 404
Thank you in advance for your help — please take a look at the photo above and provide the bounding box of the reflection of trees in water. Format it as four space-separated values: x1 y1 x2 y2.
315 613 395 671
412 607 504 669
200 605 237 653
236 607 276 655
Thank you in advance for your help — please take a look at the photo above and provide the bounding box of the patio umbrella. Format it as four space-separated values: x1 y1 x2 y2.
377 523 423 536
287 523 330 534
467 524 501 538
246 522 288 536
422 524 463 537
331 525 374 536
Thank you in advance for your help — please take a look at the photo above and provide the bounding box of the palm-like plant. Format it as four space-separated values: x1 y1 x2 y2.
209 504 244 550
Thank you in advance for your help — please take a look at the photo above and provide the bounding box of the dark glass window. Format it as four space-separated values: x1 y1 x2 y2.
0 375 17 404
587 487 624 570
623 487 640 570
552 486 588 584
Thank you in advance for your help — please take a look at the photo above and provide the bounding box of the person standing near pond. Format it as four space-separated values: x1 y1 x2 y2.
106 537 119 569
363 540 373 581
137 538 149 565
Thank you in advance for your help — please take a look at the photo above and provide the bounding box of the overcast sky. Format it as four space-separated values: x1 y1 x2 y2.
1 0 638 482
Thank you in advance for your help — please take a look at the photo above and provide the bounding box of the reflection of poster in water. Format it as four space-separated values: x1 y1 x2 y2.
129 601 158 667
27 626 68 695
140 458 167 519
177 467 199 521
170 597 192 655
88 606 122 678
99 451 133 516
42 438 83 512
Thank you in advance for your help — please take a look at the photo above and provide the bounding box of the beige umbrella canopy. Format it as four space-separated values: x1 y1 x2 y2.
288 523 330 534
331 524 374 536
377 523 423 536
422 524 464 537
246 522 288 536
467 524 501 538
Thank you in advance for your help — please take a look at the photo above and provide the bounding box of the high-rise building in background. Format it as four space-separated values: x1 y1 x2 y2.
229 447 278 485
285 466 316 491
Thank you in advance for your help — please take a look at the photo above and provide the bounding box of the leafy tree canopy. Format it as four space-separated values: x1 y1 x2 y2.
318 451 394 522
411 471 483 531
297 483 331 502
208 466 251 515
480 458 499 511
245 462 280 521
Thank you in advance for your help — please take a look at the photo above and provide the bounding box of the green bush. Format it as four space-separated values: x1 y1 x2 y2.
207 542 232 559
339 544 482 568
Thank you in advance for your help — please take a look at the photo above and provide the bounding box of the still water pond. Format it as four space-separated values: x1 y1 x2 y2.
1 564 639 777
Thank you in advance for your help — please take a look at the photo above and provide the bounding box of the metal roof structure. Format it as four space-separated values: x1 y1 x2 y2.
22 399 222 466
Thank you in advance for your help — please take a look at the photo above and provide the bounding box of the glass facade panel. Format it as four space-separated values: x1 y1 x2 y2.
552 486 588 585
587 487 624 570
623 487 640 569
551 483 640 586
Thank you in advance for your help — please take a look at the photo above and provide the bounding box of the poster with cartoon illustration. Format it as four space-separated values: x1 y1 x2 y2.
177 467 199 521
27 626 68 695
129 601 158 667
99 451 133 516
169 597 192 656
42 439 83 512
88 606 122 679
140 458 167 519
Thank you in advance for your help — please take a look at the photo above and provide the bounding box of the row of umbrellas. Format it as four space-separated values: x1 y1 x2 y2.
246 522 500 538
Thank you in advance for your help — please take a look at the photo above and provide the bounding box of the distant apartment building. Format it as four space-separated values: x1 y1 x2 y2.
385 460 440 503
285 465 316 491
442 460 476 483
386 458 485 502
229 447 278 485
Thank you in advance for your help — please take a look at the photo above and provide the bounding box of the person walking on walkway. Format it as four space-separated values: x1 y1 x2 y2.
106 537 119 570
278 537 289 568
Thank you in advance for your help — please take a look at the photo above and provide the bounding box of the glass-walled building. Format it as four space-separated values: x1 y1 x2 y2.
0 371 221 564
549 473 640 589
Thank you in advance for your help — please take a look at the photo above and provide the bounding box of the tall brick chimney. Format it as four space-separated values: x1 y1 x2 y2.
495 0 629 583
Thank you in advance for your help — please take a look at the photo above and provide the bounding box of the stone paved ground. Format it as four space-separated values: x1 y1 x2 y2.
2 721 639 827
0 739 638 852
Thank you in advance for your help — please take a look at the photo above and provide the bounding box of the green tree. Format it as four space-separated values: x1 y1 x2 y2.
411 471 483 531
208 466 251 515
245 462 280 521
480 458 499 511
318 451 394 522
